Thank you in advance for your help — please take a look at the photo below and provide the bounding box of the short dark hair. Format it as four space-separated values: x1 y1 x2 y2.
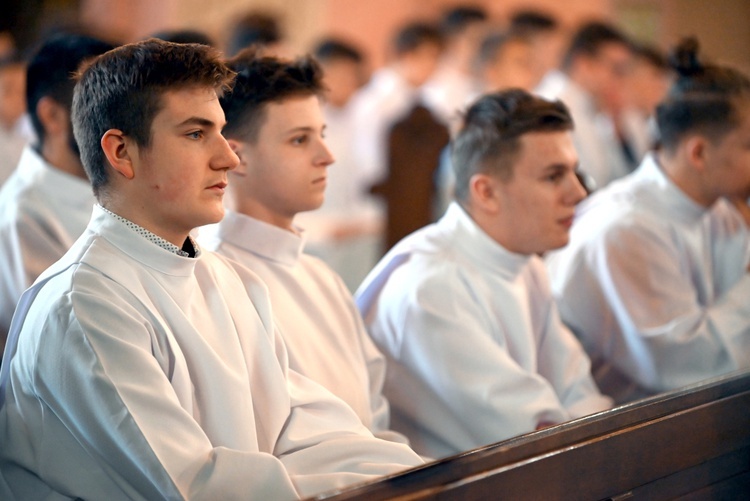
451 89 573 202
509 10 559 35
313 38 363 64
656 38 750 150
440 5 488 37
392 22 444 56
562 21 631 70
220 49 324 143
227 12 282 57
72 38 235 198
26 32 114 148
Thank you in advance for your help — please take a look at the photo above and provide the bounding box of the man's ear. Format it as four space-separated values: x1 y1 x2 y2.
684 135 708 173
101 129 135 180
35 96 67 136
227 138 248 175
468 173 502 214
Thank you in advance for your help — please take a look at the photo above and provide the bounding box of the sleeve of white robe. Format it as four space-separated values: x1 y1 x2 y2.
590 221 750 393
26 283 419 500
378 266 572 451
527 261 612 417
0 205 68 339
333 273 411 445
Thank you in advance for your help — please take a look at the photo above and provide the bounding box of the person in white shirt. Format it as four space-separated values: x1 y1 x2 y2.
200 50 409 446
350 21 444 207
508 10 565 93
0 53 27 186
547 39 750 404
356 89 613 459
0 38 422 500
0 33 114 357
536 22 633 191
422 5 488 130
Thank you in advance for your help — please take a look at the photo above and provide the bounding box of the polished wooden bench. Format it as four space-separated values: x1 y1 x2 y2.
313 370 750 500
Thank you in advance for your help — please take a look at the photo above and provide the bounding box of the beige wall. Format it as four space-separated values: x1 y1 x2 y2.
78 0 749 75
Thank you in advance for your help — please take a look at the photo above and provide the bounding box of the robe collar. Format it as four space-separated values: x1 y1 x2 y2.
215 210 305 266
635 153 707 225
440 202 530 281
89 205 201 277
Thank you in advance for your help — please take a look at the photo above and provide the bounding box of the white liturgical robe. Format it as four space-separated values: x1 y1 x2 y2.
0 206 422 500
200 211 406 444
547 154 750 403
0 146 95 351
356 202 612 459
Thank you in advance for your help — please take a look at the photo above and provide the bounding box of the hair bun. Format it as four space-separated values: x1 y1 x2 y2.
669 37 703 77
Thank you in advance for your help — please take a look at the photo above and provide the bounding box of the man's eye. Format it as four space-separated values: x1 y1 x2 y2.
188 131 203 140
292 135 308 145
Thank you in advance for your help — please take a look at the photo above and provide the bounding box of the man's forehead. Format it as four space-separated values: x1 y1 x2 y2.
158 87 223 122
515 130 577 167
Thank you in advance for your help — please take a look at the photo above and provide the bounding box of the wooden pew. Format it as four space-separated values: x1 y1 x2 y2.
313 370 750 500
371 104 450 251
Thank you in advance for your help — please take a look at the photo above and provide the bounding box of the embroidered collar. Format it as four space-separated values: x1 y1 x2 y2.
99 205 199 258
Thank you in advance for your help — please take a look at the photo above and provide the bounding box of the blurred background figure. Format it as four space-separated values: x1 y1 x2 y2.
0 51 28 187
537 21 634 191
423 4 489 129
614 42 674 168
296 37 382 291
349 20 444 255
509 9 566 91
0 31 114 359
473 29 537 95
225 10 289 58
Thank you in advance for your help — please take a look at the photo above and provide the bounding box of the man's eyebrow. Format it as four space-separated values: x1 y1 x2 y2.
543 160 579 172
285 125 326 134
176 116 225 128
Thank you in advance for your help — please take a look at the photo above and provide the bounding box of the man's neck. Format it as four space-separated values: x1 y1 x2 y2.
231 198 297 234
655 151 716 208
40 142 88 180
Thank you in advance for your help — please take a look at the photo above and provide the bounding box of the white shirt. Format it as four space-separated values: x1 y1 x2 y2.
356 202 612 459
547 154 750 403
421 64 476 131
536 72 630 190
0 146 95 351
0 124 26 187
0 206 423 500
200 211 407 444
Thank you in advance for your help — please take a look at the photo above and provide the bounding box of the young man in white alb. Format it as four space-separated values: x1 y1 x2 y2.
200 50 408 445
357 89 612 459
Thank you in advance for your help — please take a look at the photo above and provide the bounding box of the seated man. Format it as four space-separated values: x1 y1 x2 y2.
356 89 612 459
547 39 750 404
200 50 407 444
0 39 422 500
0 33 114 353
